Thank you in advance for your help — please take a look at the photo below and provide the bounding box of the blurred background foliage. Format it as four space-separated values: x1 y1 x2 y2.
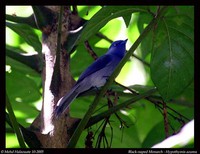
5 6 194 148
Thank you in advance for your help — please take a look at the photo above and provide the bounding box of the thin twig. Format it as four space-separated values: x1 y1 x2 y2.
96 32 113 43
84 40 98 60
116 82 190 135
116 82 190 122
163 101 169 138
151 98 190 122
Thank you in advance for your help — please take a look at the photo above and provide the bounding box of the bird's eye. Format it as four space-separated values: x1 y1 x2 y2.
113 43 118 47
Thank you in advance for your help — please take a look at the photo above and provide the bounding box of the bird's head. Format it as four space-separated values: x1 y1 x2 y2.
107 39 128 58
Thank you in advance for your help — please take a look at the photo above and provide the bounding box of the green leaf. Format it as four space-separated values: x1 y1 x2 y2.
6 56 42 122
78 6 148 43
6 46 42 72
6 22 42 52
137 12 154 59
142 121 165 148
6 112 42 148
122 14 132 28
151 6 194 101
104 115 141 148
6 14 38 29
129 84 156 93
6 94 27 148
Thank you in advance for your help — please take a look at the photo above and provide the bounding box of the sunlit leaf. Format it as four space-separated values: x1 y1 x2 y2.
6 22 42 52
122 14 132 28
78 6 148 43
6 56 41 120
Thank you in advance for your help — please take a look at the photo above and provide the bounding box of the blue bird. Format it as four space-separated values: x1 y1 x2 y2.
54 39 128 117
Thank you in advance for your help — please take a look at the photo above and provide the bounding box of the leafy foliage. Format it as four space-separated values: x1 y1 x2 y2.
151 6 194 101
6 6 194 148
6 22 42 52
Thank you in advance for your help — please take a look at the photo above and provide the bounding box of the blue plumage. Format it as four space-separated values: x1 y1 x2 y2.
54 39 127 117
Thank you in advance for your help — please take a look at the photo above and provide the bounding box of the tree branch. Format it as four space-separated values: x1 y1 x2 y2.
50 6 63 96
30 6 79 148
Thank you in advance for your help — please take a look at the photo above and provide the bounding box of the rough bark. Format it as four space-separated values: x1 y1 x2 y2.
28 6 83 148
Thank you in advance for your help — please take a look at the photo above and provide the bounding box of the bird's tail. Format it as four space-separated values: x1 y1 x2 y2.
54 86 79 118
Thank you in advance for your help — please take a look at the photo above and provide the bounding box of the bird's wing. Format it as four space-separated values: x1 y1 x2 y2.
76 54 112 84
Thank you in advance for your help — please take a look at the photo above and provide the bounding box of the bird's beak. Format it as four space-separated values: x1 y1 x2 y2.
124 39 128 53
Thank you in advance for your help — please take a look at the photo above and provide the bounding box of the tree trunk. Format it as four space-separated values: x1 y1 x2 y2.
28 6 83 148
